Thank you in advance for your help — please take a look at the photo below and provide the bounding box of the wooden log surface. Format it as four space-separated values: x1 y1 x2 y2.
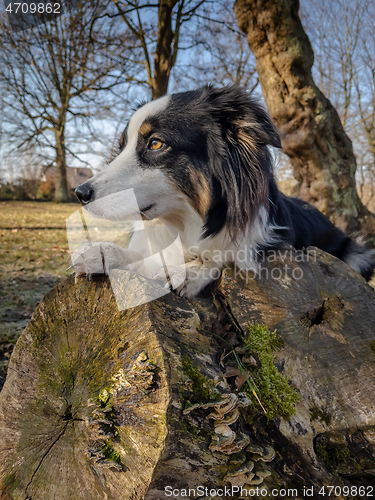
219 248 375 435
0 272 228 500
218 247 375 481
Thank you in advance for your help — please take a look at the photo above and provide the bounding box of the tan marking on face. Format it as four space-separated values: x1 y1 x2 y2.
189 169 211 219
139 121 153 137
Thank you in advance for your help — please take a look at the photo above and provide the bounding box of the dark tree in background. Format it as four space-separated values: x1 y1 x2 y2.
234 0 375 235
113 0 206 100
0 0 136 202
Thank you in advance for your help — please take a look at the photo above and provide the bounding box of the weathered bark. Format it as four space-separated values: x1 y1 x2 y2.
1 252 375 498
151 0 179 100
54 127 69 203
234 0 375 235
217 248 375 489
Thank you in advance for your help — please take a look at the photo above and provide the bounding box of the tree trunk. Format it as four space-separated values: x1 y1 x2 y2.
54 127 69 203
1 254 375 498
151 0 179 100
234 0 375 235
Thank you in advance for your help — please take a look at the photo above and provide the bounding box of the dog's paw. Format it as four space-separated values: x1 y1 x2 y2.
70 242 143 279
70 242 104 279
175 261 214 298
176 280 205 298
152 264 186 290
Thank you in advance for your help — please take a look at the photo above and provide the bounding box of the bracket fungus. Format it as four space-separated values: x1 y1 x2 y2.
247 444 276 463
223 460 255 487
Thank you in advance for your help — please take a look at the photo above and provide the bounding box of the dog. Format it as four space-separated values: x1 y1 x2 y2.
74 85 375 297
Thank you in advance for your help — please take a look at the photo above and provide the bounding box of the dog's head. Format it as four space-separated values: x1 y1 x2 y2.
76 85 281 239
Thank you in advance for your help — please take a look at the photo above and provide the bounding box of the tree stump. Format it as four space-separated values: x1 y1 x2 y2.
1 249 375 499
0 273 231 500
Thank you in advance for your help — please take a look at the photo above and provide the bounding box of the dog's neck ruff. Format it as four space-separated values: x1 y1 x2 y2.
155 203 278 271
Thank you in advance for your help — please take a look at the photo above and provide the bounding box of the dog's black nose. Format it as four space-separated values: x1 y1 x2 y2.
75 183 94 204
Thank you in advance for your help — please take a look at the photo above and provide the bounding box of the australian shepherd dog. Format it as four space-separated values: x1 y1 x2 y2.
74 85 375 297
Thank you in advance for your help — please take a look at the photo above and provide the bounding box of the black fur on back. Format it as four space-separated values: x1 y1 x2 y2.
168 85 374 280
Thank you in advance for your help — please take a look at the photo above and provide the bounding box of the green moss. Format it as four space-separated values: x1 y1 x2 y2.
95 387 120 435
270 334 285 350
181 355 219 407
96 387 112 408
166 411 214 443
2 472 20 491
100 440 122 465
243 323 300 420
370 340 375 354
315 435 349 469
310 406 332 426
358 458 375 471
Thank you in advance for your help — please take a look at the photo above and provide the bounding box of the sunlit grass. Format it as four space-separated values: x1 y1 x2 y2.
0 201 78 380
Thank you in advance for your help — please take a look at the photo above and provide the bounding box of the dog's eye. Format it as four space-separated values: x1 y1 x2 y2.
149 139 164 151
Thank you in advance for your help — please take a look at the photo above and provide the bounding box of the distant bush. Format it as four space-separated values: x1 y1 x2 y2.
37 176 54 201
0 180 41 201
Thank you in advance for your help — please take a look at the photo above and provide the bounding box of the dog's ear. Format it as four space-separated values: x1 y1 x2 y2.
202 85 282 241
204 85 281 149
235 103 282 150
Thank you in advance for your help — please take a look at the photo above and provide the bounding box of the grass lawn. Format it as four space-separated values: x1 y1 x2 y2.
0 201 78 383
